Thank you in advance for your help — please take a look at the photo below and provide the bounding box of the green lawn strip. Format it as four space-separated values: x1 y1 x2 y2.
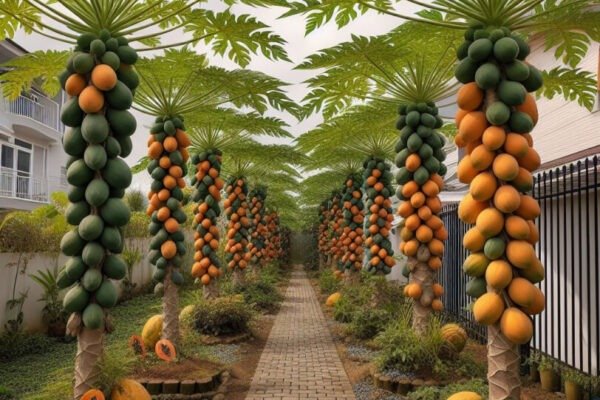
0 290 179 398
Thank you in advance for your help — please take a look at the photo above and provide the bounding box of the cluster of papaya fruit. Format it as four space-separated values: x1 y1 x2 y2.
146 116 190 290
317 199 332 258
57 31 138 330
336 173 365 272
264 211 283 262
363 157 395 274
454 25 545 345
247 187 268 264
395 102 448 312
224 177 252 270
190 149 224 285
328 192 345 265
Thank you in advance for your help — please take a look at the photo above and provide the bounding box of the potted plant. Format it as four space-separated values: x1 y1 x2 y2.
562 368 588 400
538 355 560 392
29 267 68 337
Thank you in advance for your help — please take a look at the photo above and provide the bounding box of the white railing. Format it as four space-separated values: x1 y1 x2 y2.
1 94 61 132
0 169 48 203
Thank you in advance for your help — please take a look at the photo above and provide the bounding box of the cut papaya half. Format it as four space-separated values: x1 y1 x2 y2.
155 338 177 362
82 389 105 400
128 335 146 358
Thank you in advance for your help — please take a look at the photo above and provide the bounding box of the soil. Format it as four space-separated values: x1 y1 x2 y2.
133 358 223 381
521 384 565 400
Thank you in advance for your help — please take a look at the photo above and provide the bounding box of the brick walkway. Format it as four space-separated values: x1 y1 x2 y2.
245 266 356 400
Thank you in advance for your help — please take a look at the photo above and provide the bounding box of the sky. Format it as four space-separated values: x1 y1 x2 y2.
14 2 420 189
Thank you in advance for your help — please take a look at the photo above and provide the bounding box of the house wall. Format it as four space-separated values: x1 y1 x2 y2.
0 40 68 209
527 40 599 167
0 237 155 333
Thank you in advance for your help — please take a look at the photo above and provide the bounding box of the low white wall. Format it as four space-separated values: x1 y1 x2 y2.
0 237 153 333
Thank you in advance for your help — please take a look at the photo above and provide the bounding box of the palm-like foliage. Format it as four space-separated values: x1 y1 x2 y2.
0 1 290 66
286 1 599 110
297 23 462 117
284 0 599 63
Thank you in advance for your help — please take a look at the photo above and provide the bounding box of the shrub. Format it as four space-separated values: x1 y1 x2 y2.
0 196 71 253
259 262 283 286
374 307 443 374
332 280 372 323
318 269 340 295
124 189 146 212
346 308 392 340
239 280 282 313
192 296 253 336
122 211 150 238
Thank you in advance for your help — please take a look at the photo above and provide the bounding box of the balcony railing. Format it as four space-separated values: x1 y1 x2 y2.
0 169 48 203
1 94 61 132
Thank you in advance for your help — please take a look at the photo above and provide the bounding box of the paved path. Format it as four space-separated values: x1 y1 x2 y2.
245 266 356 400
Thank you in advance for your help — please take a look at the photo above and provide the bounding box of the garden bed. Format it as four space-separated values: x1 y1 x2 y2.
311 269 575 400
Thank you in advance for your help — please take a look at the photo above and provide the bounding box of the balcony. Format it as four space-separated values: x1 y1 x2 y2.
0 169 48 204
1 92 62 135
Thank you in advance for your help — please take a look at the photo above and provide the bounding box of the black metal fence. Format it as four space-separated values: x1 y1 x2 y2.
440 155 600 375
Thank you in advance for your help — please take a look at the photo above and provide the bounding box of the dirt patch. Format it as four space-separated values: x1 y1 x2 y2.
133 358 223 381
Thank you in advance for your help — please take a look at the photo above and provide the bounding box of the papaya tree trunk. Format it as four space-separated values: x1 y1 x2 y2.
203 280 219 299
343 268 359 285
488 325 521 400
162 270 179 347
232 269 245 288
410 256 435 335
74 328 104 399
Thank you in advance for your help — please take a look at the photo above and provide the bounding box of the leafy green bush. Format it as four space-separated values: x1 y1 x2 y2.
346 308 393 340
0 193 72 253
318 269 340 295
374 307 443 374
239 280 283 313
0 333 56 361
124 189 146 212
259 262 284 286
121 211 150 238
332 278 372 322
408 379 488 400
192 296 253 336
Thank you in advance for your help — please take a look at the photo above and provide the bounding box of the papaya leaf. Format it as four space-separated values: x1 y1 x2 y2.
538 67 598 111
0 50 69 99
184 9 289 67
130 157 151 175
531 0 600 68
281 0 395 35
0 0 42 40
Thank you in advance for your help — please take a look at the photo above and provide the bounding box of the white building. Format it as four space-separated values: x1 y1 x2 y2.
0 39 68 212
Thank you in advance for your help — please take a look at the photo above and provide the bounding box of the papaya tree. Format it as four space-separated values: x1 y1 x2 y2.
285 1 599 398
185 107 295 296
221 145 301 285
297 106 399 277
0 0 295 396
247 185 268 267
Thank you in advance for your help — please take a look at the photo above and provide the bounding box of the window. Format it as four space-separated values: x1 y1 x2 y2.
1 145 14 169
14 139 32 149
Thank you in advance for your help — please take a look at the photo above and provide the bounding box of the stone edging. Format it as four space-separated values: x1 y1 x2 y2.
371 367 470 395
137 370 229 399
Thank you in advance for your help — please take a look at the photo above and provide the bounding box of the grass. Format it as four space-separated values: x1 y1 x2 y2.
0 286 204 399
